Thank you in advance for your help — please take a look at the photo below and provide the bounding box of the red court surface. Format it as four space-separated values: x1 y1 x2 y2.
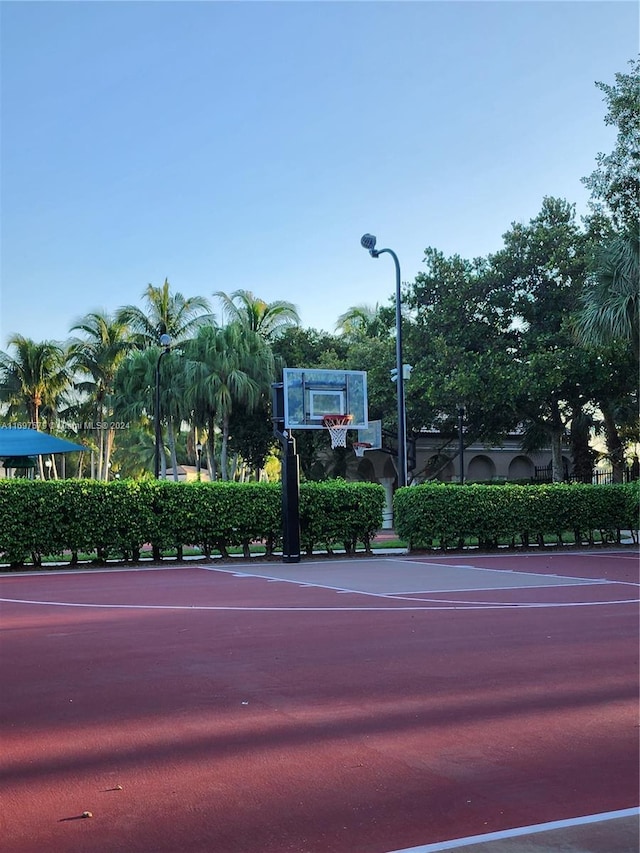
1 550 638 852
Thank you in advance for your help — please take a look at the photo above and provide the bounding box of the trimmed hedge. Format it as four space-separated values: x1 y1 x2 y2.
0 479 385 568
299 481 385 556
394 482 640 551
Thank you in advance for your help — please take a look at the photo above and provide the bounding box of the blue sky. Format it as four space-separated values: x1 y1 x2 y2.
1 0 637 348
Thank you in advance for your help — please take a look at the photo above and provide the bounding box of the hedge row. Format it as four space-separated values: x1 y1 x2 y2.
0 479 385 567
394 482 640 551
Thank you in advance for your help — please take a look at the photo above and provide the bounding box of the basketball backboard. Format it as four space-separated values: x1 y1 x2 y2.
357 419 382 450
282 368 368 430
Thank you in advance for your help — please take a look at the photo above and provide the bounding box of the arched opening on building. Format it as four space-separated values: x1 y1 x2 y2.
508 455 534 481
355 456 377 482
383 457 398 482
467 454 496 482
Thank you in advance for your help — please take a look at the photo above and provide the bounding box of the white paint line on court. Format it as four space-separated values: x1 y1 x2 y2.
0 596 501 612
203 561 603 588
1 595 637 612
0 564 192 579
2 564 636 611
382 558 610 585
382 591 639 608
395 549 638 560
201 562 617 602
200 565 408 599
384 807 640 852
381 581 611 595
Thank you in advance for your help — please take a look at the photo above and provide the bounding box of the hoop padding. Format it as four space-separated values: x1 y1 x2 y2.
353 442 372 458
322 414 353 449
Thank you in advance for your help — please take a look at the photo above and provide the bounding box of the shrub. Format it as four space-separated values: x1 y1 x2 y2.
394 482 638 551
0 479 385 568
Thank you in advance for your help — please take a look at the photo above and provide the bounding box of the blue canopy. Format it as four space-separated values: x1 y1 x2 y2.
0 428 85 457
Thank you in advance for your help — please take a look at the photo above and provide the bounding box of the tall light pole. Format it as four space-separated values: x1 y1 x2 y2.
361 234 407 487
154 333 171 479
195 441 202 481
458 405 465 484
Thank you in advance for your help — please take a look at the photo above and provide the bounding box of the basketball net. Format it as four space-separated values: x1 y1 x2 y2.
322 414 353 449
353 442 372 458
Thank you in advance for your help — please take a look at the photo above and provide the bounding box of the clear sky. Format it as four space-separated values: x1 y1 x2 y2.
1 0 637 348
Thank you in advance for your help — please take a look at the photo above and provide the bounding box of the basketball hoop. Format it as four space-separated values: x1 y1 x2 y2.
322 414 353 449
353 442 372 458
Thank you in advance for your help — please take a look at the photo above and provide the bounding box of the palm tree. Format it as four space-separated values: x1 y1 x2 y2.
0 336 71 478
184 324 275 479
335 303 384 340
110 424 156 479
113 348 188 479
68 311 132 480
117 278 213 347
214 289 300 340
575 231 639 360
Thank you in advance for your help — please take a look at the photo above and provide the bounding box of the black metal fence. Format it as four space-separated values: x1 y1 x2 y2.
533 466 634 485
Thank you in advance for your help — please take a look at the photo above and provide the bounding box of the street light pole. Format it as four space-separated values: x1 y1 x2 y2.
361 234 407 488
154 334 171 479
458 405 465 484
196 441 202 481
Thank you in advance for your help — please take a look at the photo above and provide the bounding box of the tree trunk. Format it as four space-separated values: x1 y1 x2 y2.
601 404 625 483
103 427 115 481
221 415 229 481
30 401 46 480
550 432 564 482
168 419 179 481
96 404 104 481
160 431 167 479
569 407 595 483
207 416 217 480
550 399 565 483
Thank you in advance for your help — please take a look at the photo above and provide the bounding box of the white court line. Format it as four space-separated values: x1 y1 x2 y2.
0 564 192 579
378 581 610 595
384 558 610 585
1 593 637 612
399 549 638 560
1 564 636 611
379 591 639 608
200 563 637 606
385 807 640 852
0 597 504 612
201 561 608 593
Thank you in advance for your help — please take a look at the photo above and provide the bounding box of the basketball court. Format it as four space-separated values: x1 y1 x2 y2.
1 549 638 852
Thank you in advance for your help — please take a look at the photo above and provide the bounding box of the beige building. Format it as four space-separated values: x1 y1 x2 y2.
354 430 566 486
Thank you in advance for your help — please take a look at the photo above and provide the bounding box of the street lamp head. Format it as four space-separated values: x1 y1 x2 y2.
360 233 377 252
159 333 171 349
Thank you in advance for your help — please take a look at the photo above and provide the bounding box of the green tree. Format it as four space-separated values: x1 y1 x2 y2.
271 326 349 372
113 348 187 479
575 231 639 360
578 59 640 364
117 278 212 347
0 336 71 478
401 199 630 485
582 57 640 232
490 197 592 481
183 324 275 480
110 423 155 479
335 304 389 341
214 289 300 341
68 311 132 480
404 248 522 478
